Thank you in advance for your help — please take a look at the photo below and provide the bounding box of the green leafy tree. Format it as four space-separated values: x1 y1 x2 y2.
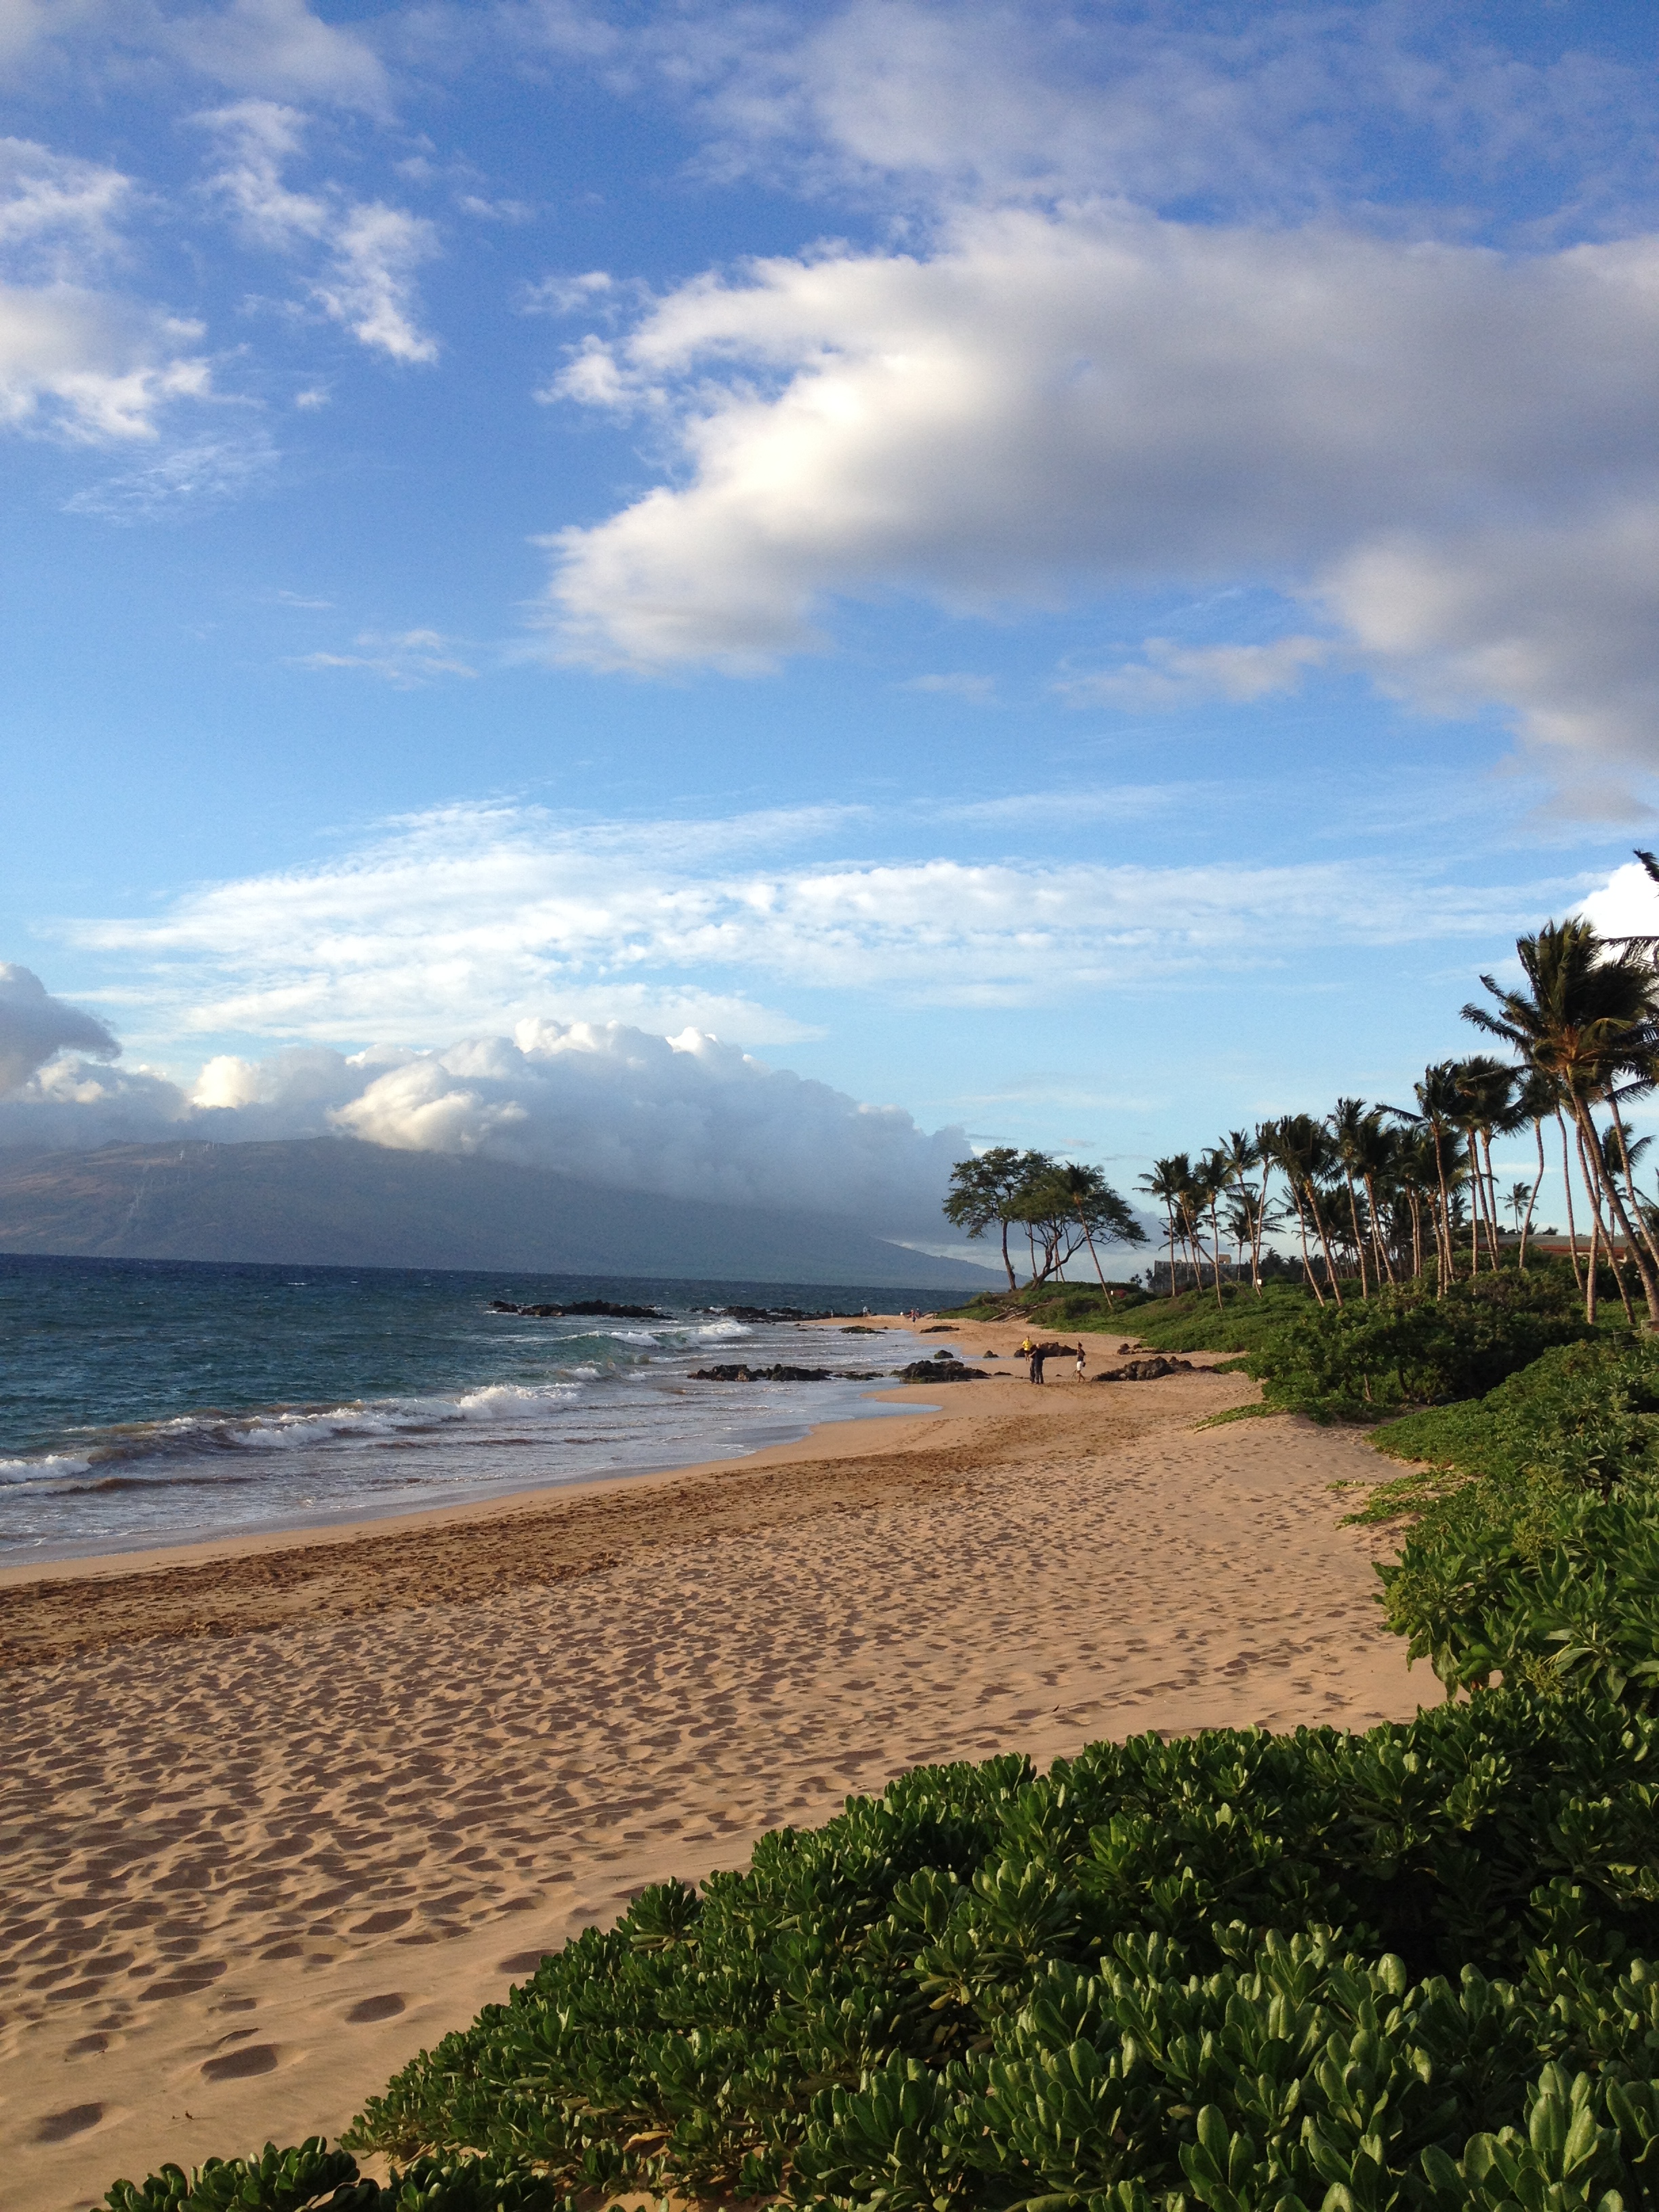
943 1147 1045 1290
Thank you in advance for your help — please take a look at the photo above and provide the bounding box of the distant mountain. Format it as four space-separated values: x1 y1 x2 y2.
0 1138 1000 1290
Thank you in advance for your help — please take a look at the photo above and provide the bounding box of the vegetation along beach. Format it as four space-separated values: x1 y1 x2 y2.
8 892 1659 2211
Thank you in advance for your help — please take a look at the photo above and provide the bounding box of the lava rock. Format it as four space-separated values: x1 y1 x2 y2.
1092 1355 1195 1381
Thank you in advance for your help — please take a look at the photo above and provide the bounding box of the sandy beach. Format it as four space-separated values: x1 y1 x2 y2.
0 1320 1427 2210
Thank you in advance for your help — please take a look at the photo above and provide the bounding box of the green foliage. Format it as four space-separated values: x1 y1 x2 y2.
939 1284 1150 1333
1243 1267 1599 1422
1357 1339 1659 1703
307 1692 1659 2210
101 2142 554 2212
1125 1282 1315 1355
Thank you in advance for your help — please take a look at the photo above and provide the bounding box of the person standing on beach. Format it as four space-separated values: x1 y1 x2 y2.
1074 1340 1086 1380
1029 1343 1046 1385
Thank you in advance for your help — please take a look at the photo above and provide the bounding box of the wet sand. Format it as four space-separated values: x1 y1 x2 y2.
0 1319 1424 2207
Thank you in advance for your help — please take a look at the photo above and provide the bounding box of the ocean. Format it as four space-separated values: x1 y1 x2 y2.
0 1253 958 1563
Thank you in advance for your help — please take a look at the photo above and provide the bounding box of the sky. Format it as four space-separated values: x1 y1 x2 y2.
6 0 1659 1247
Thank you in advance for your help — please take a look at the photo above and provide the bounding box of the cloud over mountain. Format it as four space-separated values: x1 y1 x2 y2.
0 1005 968 1233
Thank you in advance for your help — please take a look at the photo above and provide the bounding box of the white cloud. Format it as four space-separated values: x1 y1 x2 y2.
0 282 209 438
0 1007 969 1229
1577 859 1659 943
291 627 477 684
0 962 117 1092
0 136 128 279
200 100 438 363
58 799 1555 1057
167 0 389 111
1060 635 1330 712
63 425 276 516
0 137 212 441
539 205 1659 783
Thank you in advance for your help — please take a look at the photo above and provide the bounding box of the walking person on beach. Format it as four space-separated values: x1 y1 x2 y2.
1029 1343 1046 1385
1074 1340 1086 1380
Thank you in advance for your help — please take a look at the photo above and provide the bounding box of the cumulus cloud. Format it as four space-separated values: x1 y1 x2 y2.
0 137 212 440
537 205 1659 783
1577 859 1659 943
60 798 1554 1051
0 962 118 1092
0 1007 968 1229
168 0 389 111
200 100 438 362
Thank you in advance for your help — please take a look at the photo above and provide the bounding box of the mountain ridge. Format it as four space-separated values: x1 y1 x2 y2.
0 1136 998 1289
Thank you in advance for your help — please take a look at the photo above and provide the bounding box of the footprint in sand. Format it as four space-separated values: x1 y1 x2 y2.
33 2103 105 2143
200 2043 279 2081
345 1994 405 2023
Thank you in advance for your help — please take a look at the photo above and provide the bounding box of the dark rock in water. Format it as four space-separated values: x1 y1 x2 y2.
702 1305 855 1324
840 1324 882 1334
1092 1355 1195 1382
488 1298 668 1319
896 1355 988 1382
689 1363 884 1382
561 1299 668 1319
920 1324 957 1334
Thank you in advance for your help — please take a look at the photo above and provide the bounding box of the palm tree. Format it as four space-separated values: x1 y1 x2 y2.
1055 1161 1143 1301
1505 1180 1534 1234
1138 1156 1187 1299
1464 918 1659 1330
1328 1098 1376 1296
1512 1067 1557 1271
1387 1064 1467 1294
1452 1057 1516 1273
1351 1111 1401 1284
1266 1113 1345 1305
1212 1128 1264 1292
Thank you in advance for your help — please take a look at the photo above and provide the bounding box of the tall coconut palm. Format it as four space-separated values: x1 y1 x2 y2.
1267 1113 1345 1305
1452 1057 1517 1273
1352 1111 1401 1284
1138 1156 1187 1299
1464 918 1659 1330
1328 1098 1377 1296
1387 1063 1467 1294
1512 1067 1558 1272
1214 1128 1265 1292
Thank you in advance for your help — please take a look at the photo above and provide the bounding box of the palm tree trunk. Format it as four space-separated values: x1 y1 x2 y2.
1305 1185 1345 1307
1556 1111 1584 1292
1572 1114 1617 1324
1289 1185 1326 1307
1343 1171 1369 1296
1518 1119 1544 1271
1076 1205 1109 1302
1573 1097 1659 1329
1362 1170 1395 1284
1408 1187 1423 1281
1430 1126 1454 1293
1607 1094 1659 1279
1252 1162 1271 1294
1478 1131 1501 1267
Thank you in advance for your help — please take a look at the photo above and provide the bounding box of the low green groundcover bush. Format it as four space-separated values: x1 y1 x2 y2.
1356 1339 1659 1706
1241 1269 1599 1422
108 1689 1659 2212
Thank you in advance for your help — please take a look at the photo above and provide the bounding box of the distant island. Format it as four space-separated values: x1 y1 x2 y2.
0 1135 1000 1290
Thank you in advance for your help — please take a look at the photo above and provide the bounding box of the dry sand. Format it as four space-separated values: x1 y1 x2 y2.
0 1320 1427 2210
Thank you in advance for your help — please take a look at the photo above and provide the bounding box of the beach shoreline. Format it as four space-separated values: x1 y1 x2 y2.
0 1322 1425 2209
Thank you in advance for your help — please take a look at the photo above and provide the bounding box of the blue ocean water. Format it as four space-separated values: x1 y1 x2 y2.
0 1254 951 1561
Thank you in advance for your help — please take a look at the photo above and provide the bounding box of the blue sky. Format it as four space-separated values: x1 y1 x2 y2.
5 0 1659 1240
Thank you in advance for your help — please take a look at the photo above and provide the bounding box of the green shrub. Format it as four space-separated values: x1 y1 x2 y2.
1122 1282 1317 1355
1242 1267 1599 1421
325 1692 1659 2209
